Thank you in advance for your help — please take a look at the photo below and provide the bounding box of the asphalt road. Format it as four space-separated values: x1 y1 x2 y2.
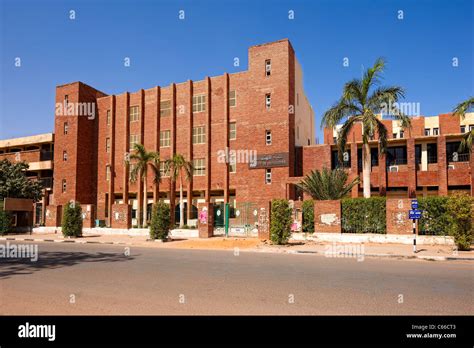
0 241 472 315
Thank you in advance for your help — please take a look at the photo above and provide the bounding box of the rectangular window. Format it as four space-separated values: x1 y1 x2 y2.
424 128 431 136
160 100 171 117
433 128 439 136
265 169 272 184
229 90 236 107
63 151 68 161
129 106 139 122
399 130 404 138
129 163 135 176
427 143 438 163
392 133 397 139
64 122 69 135
265 94 271 109
129 134 140 150
106 138 111 153
193 158 206 176
447 141 470 162
266 130 272 145
229 156 237 173
64 95 69 106
460 125 466 133
106 110 111 126
192 94 206 113
265 59 271 76
192 126 206 144
229 122 236 140
62 179 67 193
386 146 408 166
470 125 474 131
160 130 171 147
106 166 111 181
159 161 170 177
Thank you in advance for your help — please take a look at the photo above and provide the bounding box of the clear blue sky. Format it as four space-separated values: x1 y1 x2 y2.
0 0 472 141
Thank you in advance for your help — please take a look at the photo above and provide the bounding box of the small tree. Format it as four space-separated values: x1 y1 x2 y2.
0 210 11 235
150 201 171 241
62 202 83 237
302 200 314 233
270 199 292 245
446 193 473 251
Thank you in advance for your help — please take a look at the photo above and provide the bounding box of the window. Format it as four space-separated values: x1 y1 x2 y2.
229 158 237 173
160 100 171 117
433 128 439 136
386 146 408 165
129 134 140 150
106 110 111 126
193 158 206 176
427 143 438 163
106 166 111 181
63 151 68 161
265 94 271 109
62 179 67 193
106 138 111 153
129 163 135 176
192 94 206 113
460 125 466 133
265 59 271 76
265 130 272 145
159 161 170 177
64 122 69 135
332 150 351 169
160 130 170 148
424 128 431 136
192 126 206 144
399 130 404 138
229 122 236 140
393 133 397 139
415 145 422 164
64 95 69 106
265 169 272 184
447 141 469 162
229 90 236 107
470 125 474 131
129 106 139 122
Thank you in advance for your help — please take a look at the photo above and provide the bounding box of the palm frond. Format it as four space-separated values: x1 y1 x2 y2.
459 129 474 154
361 57 386 98
336 115 362 162
452 97 474 119
321 99 362 129
367 86 405 113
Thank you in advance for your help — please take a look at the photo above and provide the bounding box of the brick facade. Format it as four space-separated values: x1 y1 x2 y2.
386 198 412 234
314 200 341 233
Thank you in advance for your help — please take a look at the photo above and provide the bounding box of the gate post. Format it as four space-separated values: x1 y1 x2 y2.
198 202 214 238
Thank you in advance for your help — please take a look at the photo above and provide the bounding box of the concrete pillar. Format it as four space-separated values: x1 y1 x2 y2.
421 143 428 171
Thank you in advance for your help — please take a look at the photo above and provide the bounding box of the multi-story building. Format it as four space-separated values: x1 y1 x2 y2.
47 39 315 228
0 133 54 225
302 113 474 198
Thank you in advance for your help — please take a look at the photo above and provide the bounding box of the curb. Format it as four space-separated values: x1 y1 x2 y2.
0 236 129 246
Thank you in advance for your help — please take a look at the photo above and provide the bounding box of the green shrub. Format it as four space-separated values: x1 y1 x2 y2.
62 202 83 237
302 200 314 233
341 197 386 234
446 193 473 251
150 201 171 240
270 199 292 245
418 196 449 235
0 210 11 235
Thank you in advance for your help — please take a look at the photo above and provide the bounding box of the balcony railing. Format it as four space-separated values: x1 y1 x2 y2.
448 153 470 162
39 177 53 188
40 150 53 161
386 158 408 166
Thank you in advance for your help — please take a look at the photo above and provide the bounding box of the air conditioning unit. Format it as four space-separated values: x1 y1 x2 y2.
389 166 399 172
448 164 455 170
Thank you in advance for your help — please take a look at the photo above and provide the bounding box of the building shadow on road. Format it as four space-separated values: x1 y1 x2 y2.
0 250 135 280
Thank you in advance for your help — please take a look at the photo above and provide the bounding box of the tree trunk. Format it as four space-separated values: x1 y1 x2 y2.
179 174 184 228
362 142 371 198
136 169 142 228
143 172 147 228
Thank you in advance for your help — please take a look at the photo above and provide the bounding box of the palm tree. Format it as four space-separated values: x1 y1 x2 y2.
297 167 360 200
165 154 193 228
321 58 411 198
129 143 161 228
452 97 474 153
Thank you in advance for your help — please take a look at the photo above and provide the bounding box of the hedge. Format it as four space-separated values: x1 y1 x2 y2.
418 196 450 235
0 210 10 235
270 199 292 245
341 197 386 234
446 193 473 250
62 202 83 237
150 201 171 241
302 200 314 233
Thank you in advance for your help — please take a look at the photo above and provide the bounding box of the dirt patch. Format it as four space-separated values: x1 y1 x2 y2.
163 237 262 250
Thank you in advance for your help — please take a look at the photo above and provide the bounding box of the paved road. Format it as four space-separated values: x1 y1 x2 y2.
0 241 472 315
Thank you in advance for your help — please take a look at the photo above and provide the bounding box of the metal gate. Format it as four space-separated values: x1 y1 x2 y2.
229 202 258 237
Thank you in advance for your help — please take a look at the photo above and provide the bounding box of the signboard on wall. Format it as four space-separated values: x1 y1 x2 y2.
249 152 289 169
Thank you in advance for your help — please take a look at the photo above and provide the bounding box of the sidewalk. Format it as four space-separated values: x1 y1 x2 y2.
1 233 472 261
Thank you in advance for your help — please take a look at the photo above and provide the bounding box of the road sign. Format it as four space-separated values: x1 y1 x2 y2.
411 199 418 209
409 209 422 220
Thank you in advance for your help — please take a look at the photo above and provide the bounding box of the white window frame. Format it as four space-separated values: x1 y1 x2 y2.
159 161 170 177
160 100 171 117
62 179 67 193
63 151 68 161
265 59 271 77
470 125 474 131
229 90 237 107
160 130 171 148
229 122 237 140
433 128 439 136
424 128 431 136
193 158 206 176
192 126 206 144
265 94 271 109
106 166 111 181
192 94 206 113
266 130 272 145
265 169 272 184
64 122 69 135
129 134 140 150
129 105 140 122
106 138 111 153
106 110 111 126
460 125 466 133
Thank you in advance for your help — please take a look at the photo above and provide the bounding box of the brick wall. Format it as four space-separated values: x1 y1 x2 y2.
314 200 341 233
386 198 412 234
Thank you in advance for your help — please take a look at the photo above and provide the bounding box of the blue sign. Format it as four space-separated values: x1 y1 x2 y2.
409 209 422 220
411 199 418 209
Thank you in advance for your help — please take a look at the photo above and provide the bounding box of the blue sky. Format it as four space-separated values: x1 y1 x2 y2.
0 0 472 141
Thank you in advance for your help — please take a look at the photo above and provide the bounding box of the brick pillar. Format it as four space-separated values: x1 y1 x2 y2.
111 203 131 229
153 86 161 204
170 83 177 226
379 146 387 196
223 73 230 204
205 76 212 202
82 204 95 228
314 200 341 233
123 92 130 204
187 80 193 222
386 198 412 234
257 201 271 240
197 202 213 238
438 135 448 196
407 138 417 197
45 205 62 227
108 95 116 227
350 142 358 198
